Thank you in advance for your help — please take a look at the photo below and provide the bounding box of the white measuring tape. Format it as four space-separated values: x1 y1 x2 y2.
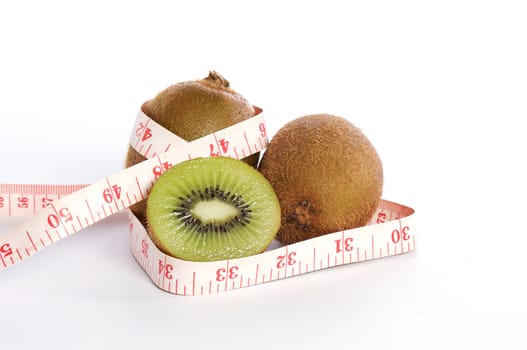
0 106 416 295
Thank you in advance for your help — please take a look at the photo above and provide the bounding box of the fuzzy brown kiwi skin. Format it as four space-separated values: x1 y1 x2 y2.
258 114 383 245
125 71 259 224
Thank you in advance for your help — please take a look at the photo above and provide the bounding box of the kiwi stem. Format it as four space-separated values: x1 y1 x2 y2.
205 71 230 88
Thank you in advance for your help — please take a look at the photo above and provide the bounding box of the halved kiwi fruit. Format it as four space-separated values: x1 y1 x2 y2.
258 114 383 245
126 71 259 224
146 156 280 262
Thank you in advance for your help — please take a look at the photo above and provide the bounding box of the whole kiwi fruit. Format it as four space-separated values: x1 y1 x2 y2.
126 71 259 224
258 114 383 245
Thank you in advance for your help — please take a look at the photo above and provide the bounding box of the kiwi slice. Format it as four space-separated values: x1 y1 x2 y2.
126 71 259 224
258 114 383 245
146 156 281 262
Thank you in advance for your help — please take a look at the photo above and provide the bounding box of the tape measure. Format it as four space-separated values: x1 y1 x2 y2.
0 106 416 295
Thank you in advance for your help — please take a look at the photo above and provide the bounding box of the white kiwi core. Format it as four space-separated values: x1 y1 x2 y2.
190 199 239 224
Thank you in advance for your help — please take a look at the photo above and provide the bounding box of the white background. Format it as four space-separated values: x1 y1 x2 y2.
1 1 526 349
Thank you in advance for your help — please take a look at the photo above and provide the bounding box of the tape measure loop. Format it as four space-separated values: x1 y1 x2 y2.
129 199 416 295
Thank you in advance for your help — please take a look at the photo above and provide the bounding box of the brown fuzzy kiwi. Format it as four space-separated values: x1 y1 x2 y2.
258 114 383 245
125 71 259 224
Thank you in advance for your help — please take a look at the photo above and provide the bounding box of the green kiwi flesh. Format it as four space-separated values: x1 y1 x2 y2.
258 114 383 245
147 156 281 262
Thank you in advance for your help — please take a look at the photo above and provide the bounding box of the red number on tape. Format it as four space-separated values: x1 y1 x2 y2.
209 144 220 156
153 166 162 178
209 139 229 156
135 121 153 141
219 139 229 153
276 251 297 268
18 196 29 209
391 226 410 244
335 237 354 253
47 208 73 228
0 196 4 208
141 239 149 258
141 127 153 141
216 266 239 281
135 122 146 137
259 123 266 137
42 197 53 208
1 243 13 258
377 212 387 224
103 185 122 203
153 162 172 179
158 260 174 280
